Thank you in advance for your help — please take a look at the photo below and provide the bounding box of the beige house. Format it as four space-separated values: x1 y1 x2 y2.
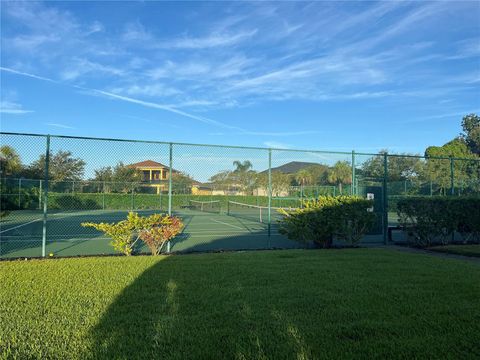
128 160 174 194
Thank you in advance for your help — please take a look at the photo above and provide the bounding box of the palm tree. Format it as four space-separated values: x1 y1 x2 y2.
327 161 352 194
295 169 313 186
0 145 21 177
232 160 255 194
295 169 313 197
232 160 253 173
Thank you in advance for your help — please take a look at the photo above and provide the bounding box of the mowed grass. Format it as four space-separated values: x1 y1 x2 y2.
1 249 479 359
428 244 480 258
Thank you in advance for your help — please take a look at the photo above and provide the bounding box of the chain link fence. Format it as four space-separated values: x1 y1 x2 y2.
1 132 479 258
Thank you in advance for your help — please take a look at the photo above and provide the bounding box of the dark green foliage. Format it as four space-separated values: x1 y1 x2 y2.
29 150 86 181
171 172 194 194
0 145 22 177
397 197 480 247
1 250 479 359
51 195 100 210
0 179 40 211
279 196 375 247
461 113 480 155
362 150 424 181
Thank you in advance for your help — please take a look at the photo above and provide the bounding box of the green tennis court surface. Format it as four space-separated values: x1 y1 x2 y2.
0 205 307 258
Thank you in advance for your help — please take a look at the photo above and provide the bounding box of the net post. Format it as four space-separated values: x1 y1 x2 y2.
351 150 355 195
268 149 272 242
450 157 454 196
42 135 50 258
383 152 388 245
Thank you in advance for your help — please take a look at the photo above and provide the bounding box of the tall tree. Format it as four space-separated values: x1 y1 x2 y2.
231 160 256 194
92 162 140 193
361 150 424 181
29 150 85 181
92 166 114 192
461 113 480 155
255 171 292 197
424 138 478 194
327 161 352 193
172 172 194 194
271 171 292 197
295 169 313 187
209 170 232 192
304 164 329 185
232 160 253 173
0 145 21 177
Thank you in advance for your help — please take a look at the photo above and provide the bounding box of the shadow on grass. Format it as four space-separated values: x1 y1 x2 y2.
76 232 480 360
85 234 315 359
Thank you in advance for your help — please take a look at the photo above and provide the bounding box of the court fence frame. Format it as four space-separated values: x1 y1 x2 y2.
1 131 479 257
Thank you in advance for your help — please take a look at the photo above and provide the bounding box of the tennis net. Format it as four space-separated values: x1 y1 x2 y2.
227 201 296 223
189 200 221 213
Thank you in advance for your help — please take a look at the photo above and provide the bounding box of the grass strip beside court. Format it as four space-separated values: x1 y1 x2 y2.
1 248 479 359
428 244 480 258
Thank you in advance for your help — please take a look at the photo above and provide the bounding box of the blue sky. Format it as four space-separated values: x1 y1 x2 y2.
1 1 479 155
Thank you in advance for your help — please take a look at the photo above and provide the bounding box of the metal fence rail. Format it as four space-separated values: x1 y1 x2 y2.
1 131 479 258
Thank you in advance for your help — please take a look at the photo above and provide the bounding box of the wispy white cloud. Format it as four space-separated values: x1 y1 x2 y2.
399 109 480 124
45 123 76 129
0 66 59 83
110 84 181 97
61 58 125 81
0 100 33 114
263 141 292 149
1 1 478 124
161 29 258 49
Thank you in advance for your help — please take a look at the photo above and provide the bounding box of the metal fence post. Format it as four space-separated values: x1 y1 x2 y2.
450 157 455 196
168 143 173 216
167 143 173 253
268 149 272 244
38 179 42 210
351 150 355 195
383 153 388 245
42 135 50 257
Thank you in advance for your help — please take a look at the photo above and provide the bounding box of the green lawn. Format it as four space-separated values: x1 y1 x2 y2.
428 244 480 258
1 249 479 359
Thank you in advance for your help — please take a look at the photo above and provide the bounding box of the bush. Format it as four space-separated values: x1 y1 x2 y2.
397 197 480 247
139 216 183 255
82 212 184 255
278 196 375 248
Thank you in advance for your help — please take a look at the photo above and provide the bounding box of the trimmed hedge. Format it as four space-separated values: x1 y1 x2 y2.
397 197 480 247
278 196 375 248
45 193 302 211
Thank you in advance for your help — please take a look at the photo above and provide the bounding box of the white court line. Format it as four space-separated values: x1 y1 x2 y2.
209 218 245 230
0 218 42 234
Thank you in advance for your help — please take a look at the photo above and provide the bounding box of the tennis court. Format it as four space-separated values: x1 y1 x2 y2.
0 200 307 258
